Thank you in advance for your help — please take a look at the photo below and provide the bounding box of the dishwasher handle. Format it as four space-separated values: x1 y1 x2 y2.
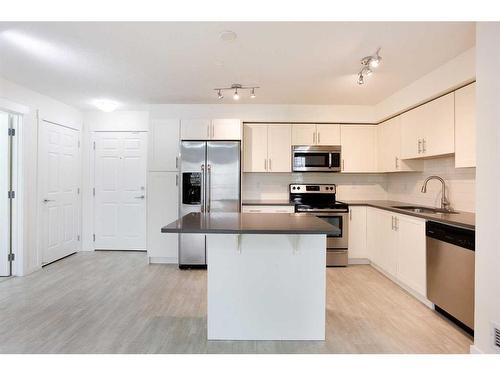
426 221 475 251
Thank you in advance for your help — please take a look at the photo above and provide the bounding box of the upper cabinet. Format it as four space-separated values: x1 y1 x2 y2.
455 83 476 168
291 124 340 146
340 125 378 173
181 118 241 140
377 116 423 173
149 119 180 172
243 124 291 173
401 92 455 159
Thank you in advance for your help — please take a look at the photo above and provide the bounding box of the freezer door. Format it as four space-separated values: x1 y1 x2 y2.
179 141 206 265
206 141 241 213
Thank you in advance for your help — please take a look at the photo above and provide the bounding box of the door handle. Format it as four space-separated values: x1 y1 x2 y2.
264 158 267 171
134 195 145 199
207 164 212 212
349 209 352 221
391 216 395 230
313 132 316 144
43 199 55 203
342 159 345 171
395 156 398 170
175 156 178 169
269 158 272 171
418 139 422 154
422 138 426 153
201 164 205 212
318 132 321 144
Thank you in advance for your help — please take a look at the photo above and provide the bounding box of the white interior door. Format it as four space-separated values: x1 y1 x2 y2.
94 132 147 250
39 121 81 264
0 112 10 276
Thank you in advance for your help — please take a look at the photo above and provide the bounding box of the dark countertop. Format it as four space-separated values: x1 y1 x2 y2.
161 212 340 235
242 199 294 206
345 200 475 229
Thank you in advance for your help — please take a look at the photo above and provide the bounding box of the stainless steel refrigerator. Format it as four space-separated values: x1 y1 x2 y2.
179 141 241 268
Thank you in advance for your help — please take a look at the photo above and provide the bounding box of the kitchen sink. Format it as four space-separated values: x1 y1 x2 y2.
391 206 459 214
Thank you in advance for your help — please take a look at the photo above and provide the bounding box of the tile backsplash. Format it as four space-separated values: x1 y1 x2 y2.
242 156 476 212
386 156 476 212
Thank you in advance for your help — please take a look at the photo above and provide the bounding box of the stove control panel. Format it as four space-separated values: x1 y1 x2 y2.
289 184 336 194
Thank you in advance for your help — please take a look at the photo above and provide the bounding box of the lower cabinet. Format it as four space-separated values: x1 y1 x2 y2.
242 205 295 213
147 172 179 263
366 207 426 297
348 206 368 259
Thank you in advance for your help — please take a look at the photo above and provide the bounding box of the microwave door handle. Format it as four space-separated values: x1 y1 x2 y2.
328 153 332 169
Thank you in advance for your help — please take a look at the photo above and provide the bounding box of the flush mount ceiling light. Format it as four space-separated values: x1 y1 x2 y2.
219 30 237 42
92 99 120 112
357 47 382 85
214 84 259 101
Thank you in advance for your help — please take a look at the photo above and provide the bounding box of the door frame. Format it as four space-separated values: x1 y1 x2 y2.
0 100 26 277
36 118 82 266
90 131 148 251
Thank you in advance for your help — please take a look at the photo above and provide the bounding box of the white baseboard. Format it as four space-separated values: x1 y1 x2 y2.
370 262 433 309
348 258 370 265
148 256 178 264
469 345 483 354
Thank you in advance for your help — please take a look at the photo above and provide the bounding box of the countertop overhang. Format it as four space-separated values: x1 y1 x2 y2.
161 212 340 235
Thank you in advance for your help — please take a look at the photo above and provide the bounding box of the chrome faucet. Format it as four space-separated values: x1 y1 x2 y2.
421 175 451 212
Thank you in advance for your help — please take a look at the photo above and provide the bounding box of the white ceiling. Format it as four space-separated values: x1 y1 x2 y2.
0 22 475 109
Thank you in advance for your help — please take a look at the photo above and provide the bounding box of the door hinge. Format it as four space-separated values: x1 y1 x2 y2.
7 253 15 261
8 191 15 199
77 235 80 241
93 234 96 242
8 128 15 136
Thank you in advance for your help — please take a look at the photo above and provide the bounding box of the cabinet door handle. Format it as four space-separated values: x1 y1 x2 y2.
175 156 178 169
207 125 210 138
176 174 178 186
249 209 261 213
394 217 399 231
269 158 272 171
342 159 345 171
318 132 321 144
422 138 426 153
264 158 267 171
418 139 422 154
395 156 398 170
349 209 352 221
313 132 316 144
391 216 395 230
211 124 215 139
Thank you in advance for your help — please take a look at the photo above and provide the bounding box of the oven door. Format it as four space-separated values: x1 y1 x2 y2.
292 151 331 172
316 213 348 249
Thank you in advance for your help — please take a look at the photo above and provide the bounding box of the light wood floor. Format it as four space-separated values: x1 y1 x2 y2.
0 251 472 353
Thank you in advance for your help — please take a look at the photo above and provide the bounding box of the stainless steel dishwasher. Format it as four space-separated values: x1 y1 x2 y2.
426 221 475 333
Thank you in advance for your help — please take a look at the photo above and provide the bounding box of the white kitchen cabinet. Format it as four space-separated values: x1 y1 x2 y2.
377 116 422 172
212 118 241 140
348 206 368 260
395 214 426 296
181 118 241 140
291 124 340 146
243 124 291 173
267 125 292 172
292 124 316 145
401 92 455 159
181 119 211 140
243 124 268 172
316 124 341 145
455 83 476 168
242 205 295 213
340 125 378 173
147 172 179 263
149 119 180 171
366 207 426 297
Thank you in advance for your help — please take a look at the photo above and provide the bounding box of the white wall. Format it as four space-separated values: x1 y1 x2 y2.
386 156 476 212
149 104 375 123
81 110 150 252
374 48 476 121
473 23 500 355
0 75 82 275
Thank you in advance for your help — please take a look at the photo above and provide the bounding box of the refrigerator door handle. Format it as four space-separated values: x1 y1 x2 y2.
207 164 212 212
201 164 205 212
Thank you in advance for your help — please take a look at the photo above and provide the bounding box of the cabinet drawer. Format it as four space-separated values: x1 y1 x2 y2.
242 205 295 214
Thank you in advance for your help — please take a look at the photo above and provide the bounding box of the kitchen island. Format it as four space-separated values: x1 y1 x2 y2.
161 212 339 341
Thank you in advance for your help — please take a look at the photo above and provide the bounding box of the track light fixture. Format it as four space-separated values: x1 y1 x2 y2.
357 47 382 85
214 83 259 100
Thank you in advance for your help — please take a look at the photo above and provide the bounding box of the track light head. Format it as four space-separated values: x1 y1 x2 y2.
217 89 224 99
250 88 256 99
357 73 364 85
233 89 240 101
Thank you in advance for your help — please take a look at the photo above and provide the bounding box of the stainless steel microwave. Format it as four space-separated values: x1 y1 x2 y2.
292 145 341 172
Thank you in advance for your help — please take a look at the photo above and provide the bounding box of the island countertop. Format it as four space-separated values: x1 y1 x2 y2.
161 212 340 235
